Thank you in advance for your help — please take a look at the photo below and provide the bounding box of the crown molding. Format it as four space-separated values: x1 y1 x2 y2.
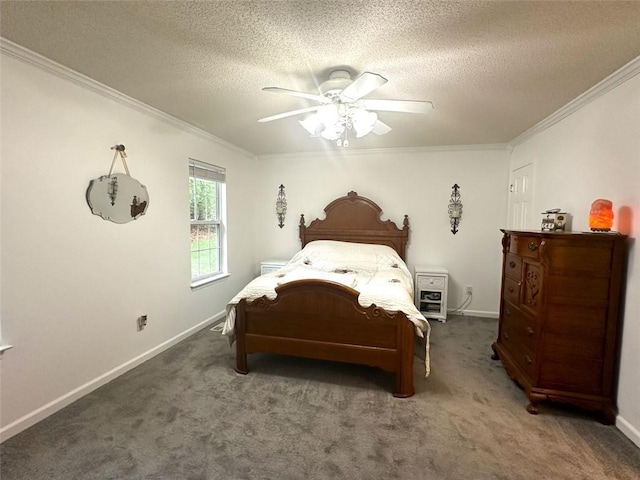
0 37 256 160
9 32 632 159
510 54 640 147
257 143 512 161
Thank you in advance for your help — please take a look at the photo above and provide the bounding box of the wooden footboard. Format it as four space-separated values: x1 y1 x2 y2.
235 279 415 397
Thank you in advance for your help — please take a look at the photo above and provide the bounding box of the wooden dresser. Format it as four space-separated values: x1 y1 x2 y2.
492 229 627 423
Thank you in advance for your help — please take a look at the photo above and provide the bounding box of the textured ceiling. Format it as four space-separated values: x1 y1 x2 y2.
2 1 640 156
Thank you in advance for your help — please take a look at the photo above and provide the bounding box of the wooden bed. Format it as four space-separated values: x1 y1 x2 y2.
234 191 417 397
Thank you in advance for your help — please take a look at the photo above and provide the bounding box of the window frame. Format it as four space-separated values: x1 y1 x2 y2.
189 159 228 288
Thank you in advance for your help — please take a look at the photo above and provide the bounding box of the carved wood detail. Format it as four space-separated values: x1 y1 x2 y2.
299 191 410 260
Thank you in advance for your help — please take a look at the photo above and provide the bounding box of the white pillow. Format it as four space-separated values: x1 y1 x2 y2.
289 240 404 274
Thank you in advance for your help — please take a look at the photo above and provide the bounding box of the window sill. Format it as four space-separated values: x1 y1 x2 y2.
191 272 230 290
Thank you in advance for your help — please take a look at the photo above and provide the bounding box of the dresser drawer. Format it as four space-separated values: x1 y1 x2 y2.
500 331 536 379
503 276 521 305
500 304 537 377
502 303 537 351
417 275 445 289
539 357 604 395
504 253 522 281
509 235 542 260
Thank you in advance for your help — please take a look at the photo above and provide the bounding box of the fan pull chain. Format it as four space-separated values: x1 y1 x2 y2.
340 127 349 148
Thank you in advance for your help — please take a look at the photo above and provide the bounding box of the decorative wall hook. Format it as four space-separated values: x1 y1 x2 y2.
108 144 130 176
276 184 287 228
448 183 462 234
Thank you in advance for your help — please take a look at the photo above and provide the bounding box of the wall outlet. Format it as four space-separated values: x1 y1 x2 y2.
465 285 473 295
137 314 148 331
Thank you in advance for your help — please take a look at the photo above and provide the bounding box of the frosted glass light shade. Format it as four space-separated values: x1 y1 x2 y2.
299 104 380 145
320 123 344 140
299 114 321 135
318 104 339 125
353 110 378 138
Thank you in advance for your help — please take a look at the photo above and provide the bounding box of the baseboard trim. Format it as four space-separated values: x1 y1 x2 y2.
447 309 499 319
0 310 225 443
616 414 640 448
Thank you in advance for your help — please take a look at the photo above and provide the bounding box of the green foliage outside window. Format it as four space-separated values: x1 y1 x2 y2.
190 176 221 279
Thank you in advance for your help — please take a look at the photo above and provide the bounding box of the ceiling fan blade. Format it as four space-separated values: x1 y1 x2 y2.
258 106 322 123
372 120 392 135
262 87 330 104
339 72 387 102
362 99 434 114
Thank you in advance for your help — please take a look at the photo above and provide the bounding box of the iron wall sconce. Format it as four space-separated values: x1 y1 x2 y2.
448 183 462 234
276 184 287 228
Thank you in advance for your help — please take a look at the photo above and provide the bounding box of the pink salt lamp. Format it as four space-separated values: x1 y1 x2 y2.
589 199 614 231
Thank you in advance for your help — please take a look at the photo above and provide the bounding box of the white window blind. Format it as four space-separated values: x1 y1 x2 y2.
189 159 226 183
189 159 226 285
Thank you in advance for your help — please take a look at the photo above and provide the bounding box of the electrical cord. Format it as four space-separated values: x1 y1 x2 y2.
449 292 472 314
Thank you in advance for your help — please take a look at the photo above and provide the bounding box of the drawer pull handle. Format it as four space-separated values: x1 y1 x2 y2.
509 261 516 268
526 327 534 336
528 242 538 251
525 355 532 364
505 308 511 316
503 332 509 339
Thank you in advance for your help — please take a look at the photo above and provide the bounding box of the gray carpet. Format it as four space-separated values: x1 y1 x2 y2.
1 315 639 479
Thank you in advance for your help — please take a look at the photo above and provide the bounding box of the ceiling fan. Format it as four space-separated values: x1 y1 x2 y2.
258 70 434 147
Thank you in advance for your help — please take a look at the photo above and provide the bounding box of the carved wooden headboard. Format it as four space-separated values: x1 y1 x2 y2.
299 191 410 260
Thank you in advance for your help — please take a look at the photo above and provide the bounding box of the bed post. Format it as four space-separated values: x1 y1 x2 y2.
235 300 249 375
394 318 415 398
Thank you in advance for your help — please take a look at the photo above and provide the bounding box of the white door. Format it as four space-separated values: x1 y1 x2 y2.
508 163 534 229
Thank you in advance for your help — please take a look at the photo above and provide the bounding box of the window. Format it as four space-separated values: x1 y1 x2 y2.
189 159 227 286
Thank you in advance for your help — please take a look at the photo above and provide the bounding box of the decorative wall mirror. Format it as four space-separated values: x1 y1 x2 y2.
86 145 149 224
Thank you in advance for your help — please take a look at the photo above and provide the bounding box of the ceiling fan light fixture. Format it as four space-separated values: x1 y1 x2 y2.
318 69 352 95
352 109 378 138
318 104 340 125
372 120 392 135
261 68 432 147
299 114 322 136
320 123 345 141
302 106 378 143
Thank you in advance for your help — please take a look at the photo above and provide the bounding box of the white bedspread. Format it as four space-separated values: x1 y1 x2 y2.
223 240 431 376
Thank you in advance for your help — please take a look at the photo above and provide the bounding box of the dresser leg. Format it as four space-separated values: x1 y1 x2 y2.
490 342 500 360
526 402 539 415
526 392 546 415
599 405 616 425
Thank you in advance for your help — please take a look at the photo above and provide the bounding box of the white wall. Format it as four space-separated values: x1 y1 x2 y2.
255 147 511 316
510 70 640 446
0 51 259 440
